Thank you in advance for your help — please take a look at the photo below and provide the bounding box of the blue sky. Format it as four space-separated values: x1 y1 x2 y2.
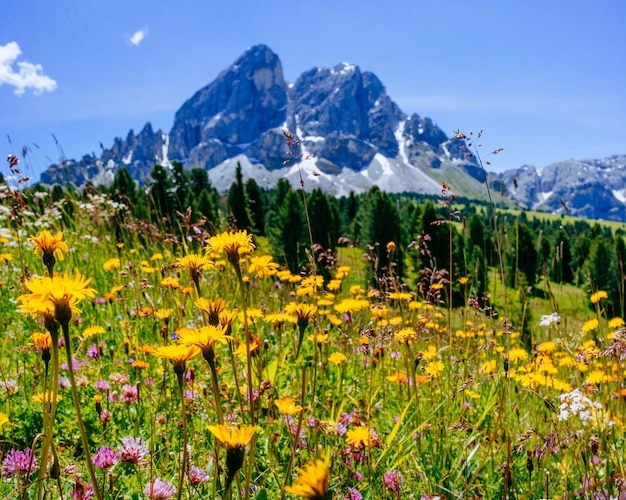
2 1 625 182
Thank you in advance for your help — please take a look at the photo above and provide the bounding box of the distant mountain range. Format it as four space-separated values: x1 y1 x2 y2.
40 44 626 222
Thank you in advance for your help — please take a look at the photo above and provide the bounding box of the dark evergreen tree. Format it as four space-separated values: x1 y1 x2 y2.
307 189 337 250
616 236 626 318
417 200 450 273
227 162 252 231
358 186 404 279
171 161 190 213
148 164 176 228
508 220 537 289
110 167 138 207
275 190 307 272
196 189 220 233
551 231 574 284
587 235 619 315
245 178 265 236
190 168 211 196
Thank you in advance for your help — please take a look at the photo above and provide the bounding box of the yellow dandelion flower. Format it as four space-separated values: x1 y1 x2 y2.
464 389 480 399
195 297 227 325
264 312 297 327
590 290 608 304
333 298 369 314
151 253 163 261
395 328 416 343
327 314 343 327
275 396 304 415
18 272 96 324
207 230 255 264
317 298 334 307
537 341 557 354
131 360 150 369
30 230 68 263
153 344 200 374
234 338 260 358
552 379 572 392
31 331 52 350
458 277 469 285
327 280 342 292
219 309 238 329
424 360 445 378
408 301 423 310
370 305 387 319
102 258 121 271
0 253 13 262
328 352 347 365
346 426 377 447
83 325 105 339
284 458 330 500
161 276 183 289
387 372 408 383
609 317 625 329
207 423 255 448
154 308 173 321
422 345 438 360
0 412 8 427
248 255 279 278
33 392 62 403
389 291 413 301
176 253 213 272
430 283 444 291
585 369 608 385
479 360 497 375
286 302 317 323
582 318 599 334
308 333 329 345
177 325 231 363
238 307 264 325
508 347 529 363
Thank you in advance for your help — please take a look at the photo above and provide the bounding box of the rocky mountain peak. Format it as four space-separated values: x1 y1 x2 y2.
168 44 287 163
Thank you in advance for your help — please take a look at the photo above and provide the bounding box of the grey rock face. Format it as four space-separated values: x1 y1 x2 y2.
287 62 403 170
497 155 626 221
168 44 287 162
40 122 168 186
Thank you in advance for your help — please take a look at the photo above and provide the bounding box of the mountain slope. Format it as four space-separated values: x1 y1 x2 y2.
40 44 486 200
39 44 626 222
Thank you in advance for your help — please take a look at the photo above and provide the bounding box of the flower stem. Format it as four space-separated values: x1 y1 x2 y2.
176 370 188 500
61 322 103 500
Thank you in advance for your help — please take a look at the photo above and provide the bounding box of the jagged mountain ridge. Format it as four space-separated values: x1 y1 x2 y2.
39 45 626 221
494 155 626 221
40 44 487 199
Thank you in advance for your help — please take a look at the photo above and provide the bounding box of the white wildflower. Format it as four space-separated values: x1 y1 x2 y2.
539 312 560 327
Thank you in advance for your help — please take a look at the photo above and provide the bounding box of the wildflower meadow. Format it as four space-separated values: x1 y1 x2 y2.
1 141 626 500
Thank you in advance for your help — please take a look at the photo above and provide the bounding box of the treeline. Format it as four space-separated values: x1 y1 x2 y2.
18 162 626 318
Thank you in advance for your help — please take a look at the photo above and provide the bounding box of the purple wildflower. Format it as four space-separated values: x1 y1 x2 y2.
383 470 404 494
91 446 120 470
346 488 363 500
118 436 149 465
2 448 37 475
71 477 94 499
144 477 177 499
94 379 110 392
87 343 99 360
188 465 210 485
121 384 139 405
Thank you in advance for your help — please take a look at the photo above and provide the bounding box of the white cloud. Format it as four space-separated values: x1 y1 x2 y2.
129 28 149 46
0 42 57 96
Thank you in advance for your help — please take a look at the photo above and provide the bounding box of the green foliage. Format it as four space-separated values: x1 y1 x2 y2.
355 186 404 280
227 162 252 231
